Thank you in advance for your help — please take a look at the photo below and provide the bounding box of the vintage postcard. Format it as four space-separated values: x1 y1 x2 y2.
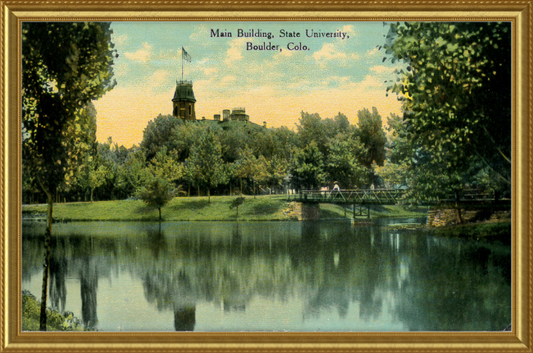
4 2 529 353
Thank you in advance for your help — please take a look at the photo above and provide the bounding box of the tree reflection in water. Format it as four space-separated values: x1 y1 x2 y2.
21 221 511 331
174 306 195 331
80 256 98 330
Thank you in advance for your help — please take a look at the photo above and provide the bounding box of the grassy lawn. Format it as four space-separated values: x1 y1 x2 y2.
22 196 429 222
23 195 295 222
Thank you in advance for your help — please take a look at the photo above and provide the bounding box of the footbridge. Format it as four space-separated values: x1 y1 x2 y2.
287 188 503 205
287 189 408 205
286 188 507 220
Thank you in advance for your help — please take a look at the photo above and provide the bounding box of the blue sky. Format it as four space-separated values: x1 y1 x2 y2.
94 21 403 146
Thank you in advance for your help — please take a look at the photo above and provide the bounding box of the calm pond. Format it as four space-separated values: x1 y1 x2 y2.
22 219 511 332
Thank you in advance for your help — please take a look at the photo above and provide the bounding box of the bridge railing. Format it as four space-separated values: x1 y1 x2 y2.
287 188 502 205
287 189 408 204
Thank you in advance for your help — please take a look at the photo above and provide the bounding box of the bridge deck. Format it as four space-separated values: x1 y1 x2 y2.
287 189 407 205
287 189 505 205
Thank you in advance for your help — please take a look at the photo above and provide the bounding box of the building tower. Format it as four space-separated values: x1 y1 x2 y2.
172 80 196 121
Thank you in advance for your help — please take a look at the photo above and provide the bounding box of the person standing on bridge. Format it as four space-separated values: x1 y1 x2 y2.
333 181 340 191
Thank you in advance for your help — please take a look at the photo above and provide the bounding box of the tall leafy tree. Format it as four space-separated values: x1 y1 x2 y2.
185 128 227 203
140 114 182 161
219 122 253 163
234 148 263 196
374 113 413 189
355 107 387 169
290 141 326 190
322 112 351 138
384 22 511 198
74 153 109 202
271 126 300 161
325 133 367 188
296 112 328 155
22 22 116 330
174 121 207 162
139 177 176 221
147 147 184 184
264 155 289 194
118 149 150 197
94 138 131 200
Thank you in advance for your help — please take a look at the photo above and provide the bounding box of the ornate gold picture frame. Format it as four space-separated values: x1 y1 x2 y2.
2 1 530 352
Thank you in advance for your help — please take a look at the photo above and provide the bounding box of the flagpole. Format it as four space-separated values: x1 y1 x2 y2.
181 47 184 81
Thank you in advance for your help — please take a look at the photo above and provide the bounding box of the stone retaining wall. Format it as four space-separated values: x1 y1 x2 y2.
428 208 511 227
291 202 320 221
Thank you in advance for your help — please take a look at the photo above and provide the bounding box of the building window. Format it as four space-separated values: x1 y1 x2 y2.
189 105 192 117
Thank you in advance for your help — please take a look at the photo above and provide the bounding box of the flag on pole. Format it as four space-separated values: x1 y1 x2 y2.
182 47 191 62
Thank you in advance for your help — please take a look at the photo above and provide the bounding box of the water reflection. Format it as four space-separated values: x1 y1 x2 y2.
22 220 511 331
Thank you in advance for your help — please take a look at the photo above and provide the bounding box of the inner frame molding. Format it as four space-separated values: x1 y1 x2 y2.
2 2 530 352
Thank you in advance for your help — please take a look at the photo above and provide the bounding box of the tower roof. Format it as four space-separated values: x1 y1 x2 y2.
172 80 196 103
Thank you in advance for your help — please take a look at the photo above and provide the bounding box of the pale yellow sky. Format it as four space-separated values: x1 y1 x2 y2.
94 79 403 147
93 21 404 147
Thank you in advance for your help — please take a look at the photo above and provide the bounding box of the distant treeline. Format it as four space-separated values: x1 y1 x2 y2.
22 21 512 207
23 109 390 204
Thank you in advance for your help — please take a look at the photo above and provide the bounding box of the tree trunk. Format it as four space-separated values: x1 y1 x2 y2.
455 191 463 224
39 193 54 331
158 207 162 222
90 188 94 202
240 179 243 196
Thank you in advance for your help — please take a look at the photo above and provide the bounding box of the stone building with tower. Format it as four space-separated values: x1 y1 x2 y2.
172 80 196 121
171 79 263 128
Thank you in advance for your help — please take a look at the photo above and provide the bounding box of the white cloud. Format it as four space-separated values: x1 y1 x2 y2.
196 58 210 66
221 75 236 85
203 67 219 76
225 38 248 64
359 75 384 90
124 42 152 62
313 43 347 61
312 43 360 68
190 25 210 42
274 49 294 59
322 76 351 86
341 25 356 38
369 65 397 74
112 34 128 46
147 69 172 90
366 47 380 57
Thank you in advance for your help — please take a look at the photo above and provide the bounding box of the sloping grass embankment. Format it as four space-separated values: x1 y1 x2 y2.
22 195 296 222
22 196 429 222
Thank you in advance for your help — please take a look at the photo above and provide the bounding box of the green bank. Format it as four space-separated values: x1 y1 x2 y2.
22 195 428 222
22 291 90 331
